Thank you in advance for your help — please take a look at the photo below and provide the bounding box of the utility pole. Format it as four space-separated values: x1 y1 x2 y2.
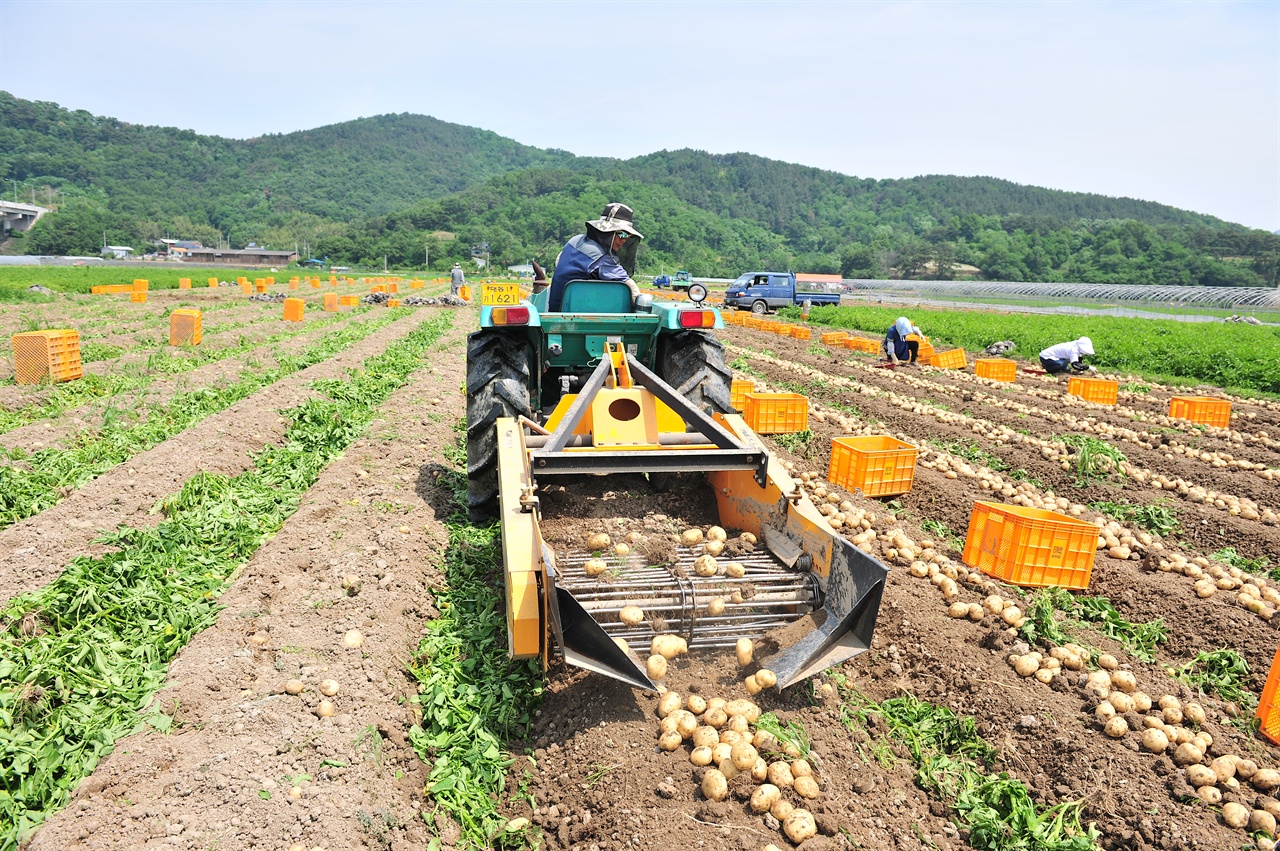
424 244 429 270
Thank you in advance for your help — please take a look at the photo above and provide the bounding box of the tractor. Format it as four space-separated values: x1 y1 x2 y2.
465 275 887 691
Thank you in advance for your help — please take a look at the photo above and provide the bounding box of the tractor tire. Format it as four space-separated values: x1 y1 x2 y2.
466 330 533 523
750 300 768 315
659 329 734 417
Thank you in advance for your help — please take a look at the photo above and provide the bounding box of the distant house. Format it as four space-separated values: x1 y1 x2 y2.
182 248 299 266
507 263 534 277
103 245 135 259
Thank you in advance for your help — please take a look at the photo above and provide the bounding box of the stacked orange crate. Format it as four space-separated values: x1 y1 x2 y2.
12 330 83 385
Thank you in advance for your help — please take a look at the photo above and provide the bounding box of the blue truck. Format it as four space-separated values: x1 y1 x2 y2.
722 272 843 314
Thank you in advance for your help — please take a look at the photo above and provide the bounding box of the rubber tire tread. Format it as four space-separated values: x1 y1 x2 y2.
466 330 533 523
659 329 734 416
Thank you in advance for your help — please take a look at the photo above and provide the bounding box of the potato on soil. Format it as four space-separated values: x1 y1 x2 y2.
783 809 818 843
1197 785 1222 804
793 774 820 799
755 668 778 689
744 674 761 695
702 768 728 802
731 742 759 770
1141 728 1169 753
319 679 339 697
1251 809 1277 836
707 525 728 542
692 726 719 748
750 783 781 813
658 731 682 751
767 761 795 788
770 798 794 821
690 746 713 766
587 532 612 551
703 707 728 729
341 629 364 649
1222 801 1250 828
682 528 705 547
1186 764 1217 788
284 679 304 695
315 700 335 718
619 605 644 626
647 654 667 680
657 691 682 717
1253 769 1280 792
1104 717 1128 738
651 634 687 660
686 694 707 715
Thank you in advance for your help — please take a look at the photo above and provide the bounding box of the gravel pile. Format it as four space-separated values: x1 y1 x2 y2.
247 293 287 302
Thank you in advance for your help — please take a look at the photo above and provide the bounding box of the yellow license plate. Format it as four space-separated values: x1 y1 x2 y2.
482 283 521 305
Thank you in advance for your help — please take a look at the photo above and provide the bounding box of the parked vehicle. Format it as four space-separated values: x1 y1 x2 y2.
670 270 693 292
653 273 672 288
723 272 842 314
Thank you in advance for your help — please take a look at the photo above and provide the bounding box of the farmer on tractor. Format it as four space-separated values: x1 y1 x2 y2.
548 202 644 312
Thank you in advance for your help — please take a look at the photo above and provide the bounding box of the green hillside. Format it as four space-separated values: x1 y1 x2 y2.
3 92 1277 285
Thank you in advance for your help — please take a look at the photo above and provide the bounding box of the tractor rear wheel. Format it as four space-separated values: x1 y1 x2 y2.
466 330 533 523
658 329 734 417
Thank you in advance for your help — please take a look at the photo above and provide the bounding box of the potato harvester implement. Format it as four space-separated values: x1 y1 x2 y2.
467 280 888 691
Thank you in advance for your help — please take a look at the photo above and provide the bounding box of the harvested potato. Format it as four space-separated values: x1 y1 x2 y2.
619 606 644 627
755 669 778 689
783 809 817 843
767 761 795 788
751 757 769 782
1210 756 1237 783
744 674 761 695
708 597 726 616
726 714 750 734
682 528 705 547
770 798 794 821
711 743 732 764
1184 702 1206 725
584 558 608 577
740 532 757 547
1222 801 1250 828
657 691 682 717
725 561 746 578
690 746 713 766
731 742 759 771
1141 728 1169 754
1173 742 1203 766
1111 670 1136 693
707 526 728 542
686 694 707 715
703 540 726 557
793 774 820 799
694 555 718 577
736 638 754 667
587 533 612 551
646 654 667 680
1104 717 1128 738
701 769 728 802
692 726 719 749
614 543 631 557
1186 764 1217 788
651 634 686 660
726 699 760 722
1253 769 1280 792
750 783 781 814
1196 785 1221 804
657 731 682 751
676 713 698 739
1250 809 1277 836
703 707 728 729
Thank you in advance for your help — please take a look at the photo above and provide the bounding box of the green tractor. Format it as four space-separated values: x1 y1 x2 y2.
465 278 735 522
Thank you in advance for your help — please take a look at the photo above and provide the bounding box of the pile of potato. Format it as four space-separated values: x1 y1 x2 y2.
1157 552 1280 621
654 689 823 845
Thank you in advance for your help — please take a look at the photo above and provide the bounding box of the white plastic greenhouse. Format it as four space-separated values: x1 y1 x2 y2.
843 280 1280 324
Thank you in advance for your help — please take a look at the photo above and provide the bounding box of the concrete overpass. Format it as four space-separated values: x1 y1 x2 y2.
0 200 49 236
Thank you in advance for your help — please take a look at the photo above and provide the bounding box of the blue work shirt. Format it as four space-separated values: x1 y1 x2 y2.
549 234 628 311
884 324 913 360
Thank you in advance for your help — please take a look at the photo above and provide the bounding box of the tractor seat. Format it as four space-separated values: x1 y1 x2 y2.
558 280 634 314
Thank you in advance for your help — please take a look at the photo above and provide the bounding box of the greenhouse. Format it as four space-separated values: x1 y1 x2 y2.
844 279 1280 324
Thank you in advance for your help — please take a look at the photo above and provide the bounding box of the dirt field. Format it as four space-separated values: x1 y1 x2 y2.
5 292 1280 851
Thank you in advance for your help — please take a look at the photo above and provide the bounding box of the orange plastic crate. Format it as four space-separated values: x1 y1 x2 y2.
324 293 339 312
459 285 471 301
730 379 757 411
974 358 1017 382
820 332 847 346
389 282 399 294
12 330 82 385
178 278 191 289
289 281 299 290
828 435 919 497
387 299 401 307
916 342 936 363
208 277 218 288
1068 376 1118 405
962 501 1097 591
130 292 147 303
371 285 387 294
790 326 811 341
931 348 967 369
1256 646 1280 745
339 295 359 307
410 280 423 290
283 298 305 322
132 279 149 292
1169 396 1231 428
255 281 268 293
169 309 202 346
743 392 809 434
311 280 321 288
266 277 275 285
240 282 252 294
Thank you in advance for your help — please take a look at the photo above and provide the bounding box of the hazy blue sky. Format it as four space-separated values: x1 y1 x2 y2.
2 0 1276 229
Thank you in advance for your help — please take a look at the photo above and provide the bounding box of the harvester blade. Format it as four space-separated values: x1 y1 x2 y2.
546 561 657 691
762 536 887 690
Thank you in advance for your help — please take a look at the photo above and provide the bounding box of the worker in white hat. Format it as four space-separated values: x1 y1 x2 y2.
1039 337 1096 374
450 262 465 296
548 203 644 312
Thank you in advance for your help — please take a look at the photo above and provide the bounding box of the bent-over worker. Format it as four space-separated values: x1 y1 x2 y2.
548 203 644 312
1039 337 1095 374
883 316 922 364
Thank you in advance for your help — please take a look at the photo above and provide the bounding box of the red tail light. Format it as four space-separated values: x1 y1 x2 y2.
493 307 530 325
679 310 714 328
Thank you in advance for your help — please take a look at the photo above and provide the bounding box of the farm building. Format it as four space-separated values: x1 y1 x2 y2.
182 247 298 266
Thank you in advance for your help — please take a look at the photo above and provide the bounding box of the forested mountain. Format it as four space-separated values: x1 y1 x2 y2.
3 91 1277 286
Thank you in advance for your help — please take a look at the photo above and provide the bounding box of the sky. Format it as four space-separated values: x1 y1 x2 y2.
1 0 1277 230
